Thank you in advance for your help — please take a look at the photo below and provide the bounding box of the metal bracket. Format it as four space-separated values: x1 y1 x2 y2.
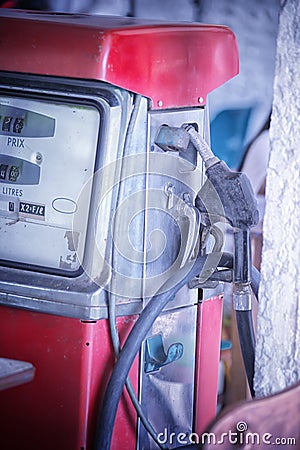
188 268 233 289
144 334 184 374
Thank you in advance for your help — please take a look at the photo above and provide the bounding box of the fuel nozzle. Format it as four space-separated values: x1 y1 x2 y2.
184 124 259 230
184 125 259 309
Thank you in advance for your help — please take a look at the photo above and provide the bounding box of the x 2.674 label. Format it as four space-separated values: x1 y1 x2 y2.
19 201 45 219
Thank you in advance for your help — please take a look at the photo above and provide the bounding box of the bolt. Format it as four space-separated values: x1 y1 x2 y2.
35 153 43 164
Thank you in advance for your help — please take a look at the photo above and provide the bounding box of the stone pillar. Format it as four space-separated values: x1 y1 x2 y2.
254 0 300 397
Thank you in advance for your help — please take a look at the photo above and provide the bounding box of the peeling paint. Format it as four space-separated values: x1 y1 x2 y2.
59 231 80 269
64 230 80 252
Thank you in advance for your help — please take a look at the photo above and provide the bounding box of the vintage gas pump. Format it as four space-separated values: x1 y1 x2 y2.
0 9 252 450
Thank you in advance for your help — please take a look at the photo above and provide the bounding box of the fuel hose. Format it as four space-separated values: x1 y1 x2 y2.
95 252 261 450
95 253 211 450
236 309 256 397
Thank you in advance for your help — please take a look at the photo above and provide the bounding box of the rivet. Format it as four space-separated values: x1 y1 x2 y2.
157 100 163 107
35 152 43 164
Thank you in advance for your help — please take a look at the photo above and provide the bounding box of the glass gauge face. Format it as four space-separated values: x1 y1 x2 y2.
0 104 55 137
0 95 101 274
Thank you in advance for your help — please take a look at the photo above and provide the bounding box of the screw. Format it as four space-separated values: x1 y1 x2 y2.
35 153 43 164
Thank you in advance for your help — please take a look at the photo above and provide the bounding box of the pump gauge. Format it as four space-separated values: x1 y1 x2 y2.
0 95 100 275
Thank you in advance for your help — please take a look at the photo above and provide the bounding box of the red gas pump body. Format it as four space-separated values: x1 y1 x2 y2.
0 10 238 109
0 10 238 450
0 298 223 450
0 306 139 450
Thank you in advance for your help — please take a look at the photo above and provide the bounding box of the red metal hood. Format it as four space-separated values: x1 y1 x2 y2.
0 10 239 109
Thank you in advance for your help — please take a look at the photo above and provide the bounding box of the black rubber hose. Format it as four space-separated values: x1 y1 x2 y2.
94 253 258 449
236 309 256 398
95 253 221 450
221 254 260 397
232 256 259 400
250 264 260 299
237 264 259 398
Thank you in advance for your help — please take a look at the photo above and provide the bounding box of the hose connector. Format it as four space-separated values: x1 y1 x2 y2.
233 229 252 311
233 283 252 311
183 124 219 169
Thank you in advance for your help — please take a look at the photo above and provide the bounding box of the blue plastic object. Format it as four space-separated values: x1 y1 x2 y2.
210 108 253 169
